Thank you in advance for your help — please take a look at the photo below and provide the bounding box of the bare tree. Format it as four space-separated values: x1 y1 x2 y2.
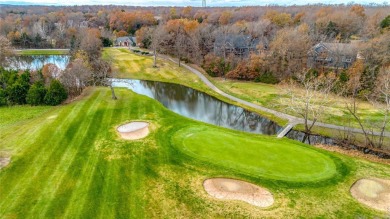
60 57 92 96
150 24 165 68
284 70 336 143
343 59 375 147
0 36 13 66
91 57 117 100
175 26 186 67
369 66 390 147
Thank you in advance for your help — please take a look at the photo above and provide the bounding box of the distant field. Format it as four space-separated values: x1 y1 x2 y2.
15 49 69 55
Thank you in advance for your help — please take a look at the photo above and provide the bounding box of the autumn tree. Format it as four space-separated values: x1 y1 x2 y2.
61 52 92 96
79 28 103 61
116 30 128 37
269 23 312 79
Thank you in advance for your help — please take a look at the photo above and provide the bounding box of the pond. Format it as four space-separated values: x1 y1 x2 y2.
7 55 70 70
113 79 335 145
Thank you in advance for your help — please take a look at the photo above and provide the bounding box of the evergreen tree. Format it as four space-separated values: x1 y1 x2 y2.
0 88 7 106
44 80 67 105
26 81 47 105
7 82 29 104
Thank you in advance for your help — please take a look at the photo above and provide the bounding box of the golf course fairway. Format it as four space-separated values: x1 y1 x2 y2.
172 126 338 183
0 87 389 218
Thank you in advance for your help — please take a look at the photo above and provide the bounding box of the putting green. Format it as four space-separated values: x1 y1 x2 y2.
172 126 338 183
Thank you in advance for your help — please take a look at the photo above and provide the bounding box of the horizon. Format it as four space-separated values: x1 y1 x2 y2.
0 0 388 7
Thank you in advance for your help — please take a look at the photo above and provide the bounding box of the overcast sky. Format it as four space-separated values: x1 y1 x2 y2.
0 0 387 7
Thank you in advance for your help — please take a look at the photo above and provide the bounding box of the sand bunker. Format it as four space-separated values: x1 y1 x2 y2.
350 178 390 212
0 157 10 169
117 121 149 140
203 178 274 207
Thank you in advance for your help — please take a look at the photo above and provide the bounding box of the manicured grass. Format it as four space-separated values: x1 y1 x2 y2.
0 87 389 218
104 48 208 91
16 49 69 55
172 126 338 183
0 105 52 128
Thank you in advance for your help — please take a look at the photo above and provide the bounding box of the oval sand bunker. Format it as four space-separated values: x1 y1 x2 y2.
117 122 149 140
203 178 274 207
350 178 390 212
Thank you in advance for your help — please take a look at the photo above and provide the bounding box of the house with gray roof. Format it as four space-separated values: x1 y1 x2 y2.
115 37 131 47
308 42 363 69
213 34 261 58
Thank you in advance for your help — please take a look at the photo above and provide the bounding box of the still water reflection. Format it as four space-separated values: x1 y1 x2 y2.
8 55 70 70
113 79 282 135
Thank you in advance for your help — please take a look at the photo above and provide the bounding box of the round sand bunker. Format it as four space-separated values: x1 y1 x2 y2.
0 157 10 169
350 178 390 212
203 178 274 207
117 121 149 140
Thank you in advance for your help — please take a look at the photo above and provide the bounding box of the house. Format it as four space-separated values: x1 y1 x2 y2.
307 42 362 69
115 36 137 47
115 37 131 47
213 34 260 58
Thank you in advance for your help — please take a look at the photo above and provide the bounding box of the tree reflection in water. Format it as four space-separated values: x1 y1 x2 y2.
114 79 281 135
8 55 70 70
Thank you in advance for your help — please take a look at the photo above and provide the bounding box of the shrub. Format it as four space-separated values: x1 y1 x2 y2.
202 54 231 77
226 61 260 80
380 15 390 29
27 81 47 105
0 88 7 106
7 82 30 105
44 80 68 106
255 71 279 84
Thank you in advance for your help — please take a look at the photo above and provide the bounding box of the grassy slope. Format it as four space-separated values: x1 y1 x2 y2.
0 87 389 218
16 49 69 55
0 105 52 128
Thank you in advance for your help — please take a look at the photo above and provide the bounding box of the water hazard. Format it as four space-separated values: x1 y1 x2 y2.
113 79 337 146
8 55 70 70
113 79 283 135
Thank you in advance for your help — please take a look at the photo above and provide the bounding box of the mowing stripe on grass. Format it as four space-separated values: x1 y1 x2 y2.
63 91 118 218
2 91 104 217
25 90 109 218
96 91 128 218
0 93 98 214
40 91 108 218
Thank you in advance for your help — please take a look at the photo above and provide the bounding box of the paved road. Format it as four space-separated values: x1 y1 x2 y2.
162 55 390 138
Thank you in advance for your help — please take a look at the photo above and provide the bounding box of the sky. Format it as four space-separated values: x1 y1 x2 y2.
0 0 387 7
